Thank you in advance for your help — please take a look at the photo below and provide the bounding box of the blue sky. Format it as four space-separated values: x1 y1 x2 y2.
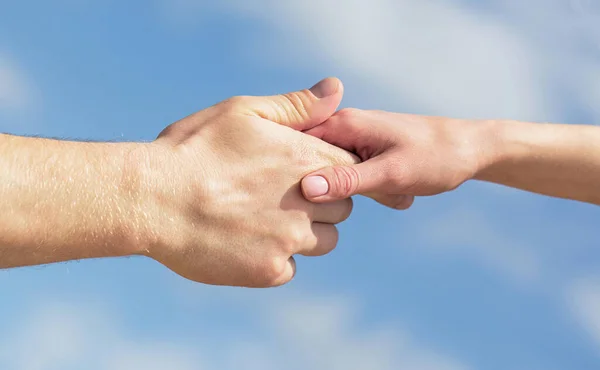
1 1 600 369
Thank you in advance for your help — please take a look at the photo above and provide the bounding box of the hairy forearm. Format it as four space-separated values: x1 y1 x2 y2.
0 134 145 268
473 120 600 205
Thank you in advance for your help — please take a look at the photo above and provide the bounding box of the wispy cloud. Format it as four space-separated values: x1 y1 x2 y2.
163 0 600 124
417 207 542 284
0 303 203 370
161 0 557 121
265 296 469 370
567 277 600 349
481 0 600 123
0 295 469 370
0 56 33 112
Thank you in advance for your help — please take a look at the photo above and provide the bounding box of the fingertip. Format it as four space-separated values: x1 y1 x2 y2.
367 193 414 210
309 77 343 99
301 175 330 199
395 195 415 210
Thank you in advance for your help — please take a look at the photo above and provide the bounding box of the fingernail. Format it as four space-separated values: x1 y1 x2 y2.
309 78 339 99
303 176 329 198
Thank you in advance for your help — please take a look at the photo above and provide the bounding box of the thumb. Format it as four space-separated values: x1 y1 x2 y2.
301 157 409 208
246 77 344 131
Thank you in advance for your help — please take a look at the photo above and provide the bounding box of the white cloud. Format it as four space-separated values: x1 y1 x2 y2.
163 0 559 121
0 303 204 370
486 0 600 124
417 207 542 284
107 343 202 370
569 0 600 40
163 0 600 125
267 296 468 370
0 295 469 370
576 61 600 124
0 56 32 111
567 277 600 349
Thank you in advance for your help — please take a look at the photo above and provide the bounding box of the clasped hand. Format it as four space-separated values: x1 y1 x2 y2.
138 78 357 287
139 77 483 288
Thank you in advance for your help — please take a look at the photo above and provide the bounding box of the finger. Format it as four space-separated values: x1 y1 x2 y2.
306 133 362 168
311 198 354 224
268 256 297 287
244 77 344 131
301 156 393 202
365 193 415 210
304 108 379 154
296 223 339 257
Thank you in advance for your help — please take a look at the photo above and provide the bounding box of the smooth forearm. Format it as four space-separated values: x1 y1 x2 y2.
0 134 145 268
473 120 600 205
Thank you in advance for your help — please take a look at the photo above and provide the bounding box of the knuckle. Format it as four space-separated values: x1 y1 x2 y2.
259 257 290 287
221 95 250 110
290 226 308 248
336 107 361 120
266 258 285 284
281 223 308 252
282 92 310 119
385 160 409 190
331 165 361 197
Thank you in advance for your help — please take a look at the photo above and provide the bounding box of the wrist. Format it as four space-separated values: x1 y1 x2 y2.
471 119 528 183
444 118 496 183
111 141 155 257
468 119 511 182
127 141 209 261
60 140 153 259
53 140 156 260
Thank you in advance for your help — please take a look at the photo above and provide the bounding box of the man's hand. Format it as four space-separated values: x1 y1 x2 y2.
300 109 600 207
132 78 359 287
0 78 358 288
300 110 480 209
